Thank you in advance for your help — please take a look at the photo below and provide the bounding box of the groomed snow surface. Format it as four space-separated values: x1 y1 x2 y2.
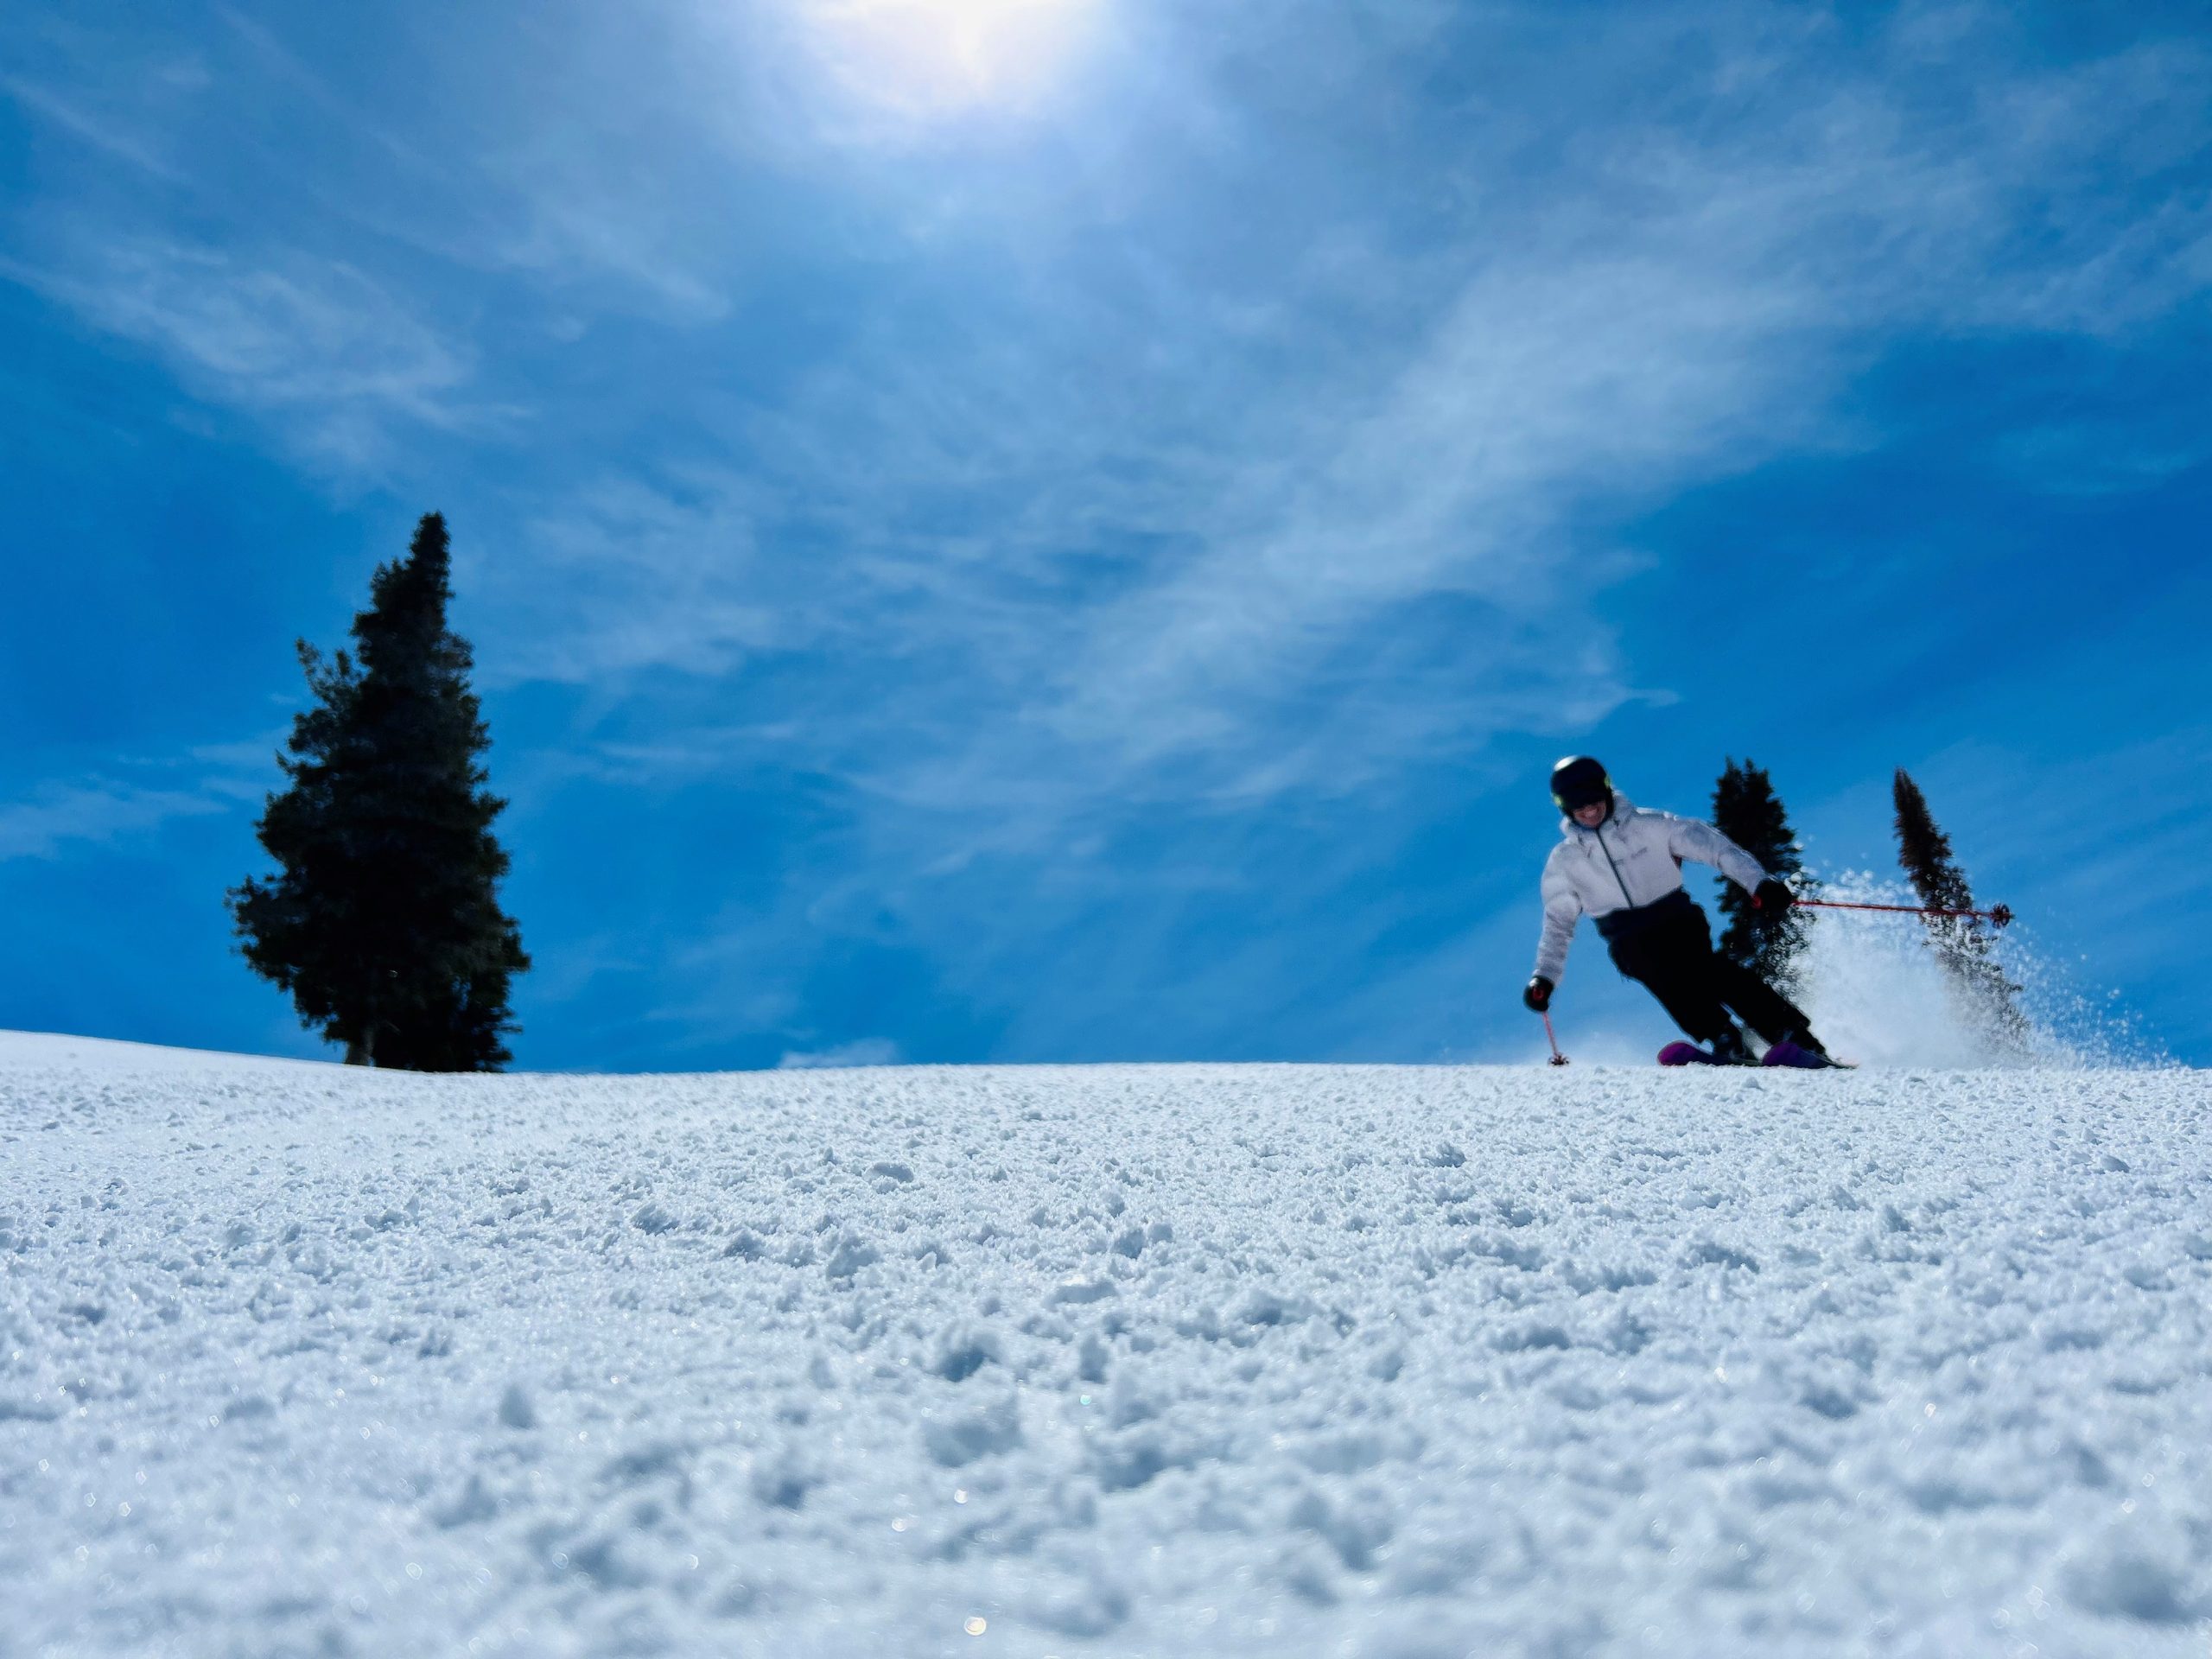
4 1030 2210 1658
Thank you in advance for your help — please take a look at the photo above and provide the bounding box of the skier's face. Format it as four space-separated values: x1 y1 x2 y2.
1571 800 1608 827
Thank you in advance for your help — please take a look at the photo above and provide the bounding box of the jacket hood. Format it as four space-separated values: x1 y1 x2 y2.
1560 791 1637 838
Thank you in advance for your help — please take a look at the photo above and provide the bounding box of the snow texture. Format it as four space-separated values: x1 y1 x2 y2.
3 1028 2209 1656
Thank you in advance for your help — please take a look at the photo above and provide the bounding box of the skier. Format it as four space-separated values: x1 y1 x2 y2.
1522 756 1834 1066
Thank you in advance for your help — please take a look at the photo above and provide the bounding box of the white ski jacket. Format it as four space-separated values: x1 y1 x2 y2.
1533 793 1770 983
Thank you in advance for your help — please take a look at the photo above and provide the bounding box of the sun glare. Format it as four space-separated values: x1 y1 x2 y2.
801 0 1097 120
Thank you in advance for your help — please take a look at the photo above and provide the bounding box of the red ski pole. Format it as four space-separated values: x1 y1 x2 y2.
1541 1009 1569 1066
1794 898 2014 928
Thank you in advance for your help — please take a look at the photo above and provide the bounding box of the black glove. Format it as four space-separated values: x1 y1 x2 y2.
1522 975 1554 1013
1753 878 1795 918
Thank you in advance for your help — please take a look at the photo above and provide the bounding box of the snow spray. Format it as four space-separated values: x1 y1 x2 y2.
1791 872 2166 1069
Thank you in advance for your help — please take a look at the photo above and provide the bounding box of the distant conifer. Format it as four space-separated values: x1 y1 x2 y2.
1711 758 1815 989
230 513 529 1070
1891 768 2025 1043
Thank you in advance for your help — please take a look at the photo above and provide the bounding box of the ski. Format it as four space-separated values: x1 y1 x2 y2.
1657 1041 1738 1067
1659 1039 1858 1069
1761 1040 1856 1070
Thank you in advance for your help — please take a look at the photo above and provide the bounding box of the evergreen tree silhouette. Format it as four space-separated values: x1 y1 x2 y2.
1711 757 1815 991
1891 768 2025 1044
231 513 529 1070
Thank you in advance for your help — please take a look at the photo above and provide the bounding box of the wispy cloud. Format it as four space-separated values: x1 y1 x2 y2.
1 73 186 181
0 779 230 861
212 5 435 179
0 734 280 863
477 472 784 684
6 237 483 469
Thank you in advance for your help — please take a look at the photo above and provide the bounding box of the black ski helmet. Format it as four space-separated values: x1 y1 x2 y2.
1549 755 1612 815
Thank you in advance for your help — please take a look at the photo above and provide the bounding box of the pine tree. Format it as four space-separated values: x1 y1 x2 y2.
231 513 529 1070
1711 758 1815 989
1891 768 2025 1043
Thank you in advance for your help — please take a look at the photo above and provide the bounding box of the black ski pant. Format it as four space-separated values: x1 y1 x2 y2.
1599 890 1808 1046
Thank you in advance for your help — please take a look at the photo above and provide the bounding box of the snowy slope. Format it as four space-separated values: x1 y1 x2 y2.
3 1034 2209 1657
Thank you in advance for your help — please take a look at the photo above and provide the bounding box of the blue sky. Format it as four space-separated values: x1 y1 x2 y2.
3 0 2208 1069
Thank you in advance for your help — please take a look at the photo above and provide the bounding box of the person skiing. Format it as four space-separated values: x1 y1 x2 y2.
1522 755 1834 1065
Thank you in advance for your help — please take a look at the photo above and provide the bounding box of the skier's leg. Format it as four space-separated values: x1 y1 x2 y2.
1610 910 1734 1043
1712 958 1817 1048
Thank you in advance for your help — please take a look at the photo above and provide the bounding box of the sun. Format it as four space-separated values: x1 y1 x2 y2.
800 0 1098 119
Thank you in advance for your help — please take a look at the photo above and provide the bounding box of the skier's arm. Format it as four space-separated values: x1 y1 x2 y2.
1664 813 1769 893
1533 853 1582 982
